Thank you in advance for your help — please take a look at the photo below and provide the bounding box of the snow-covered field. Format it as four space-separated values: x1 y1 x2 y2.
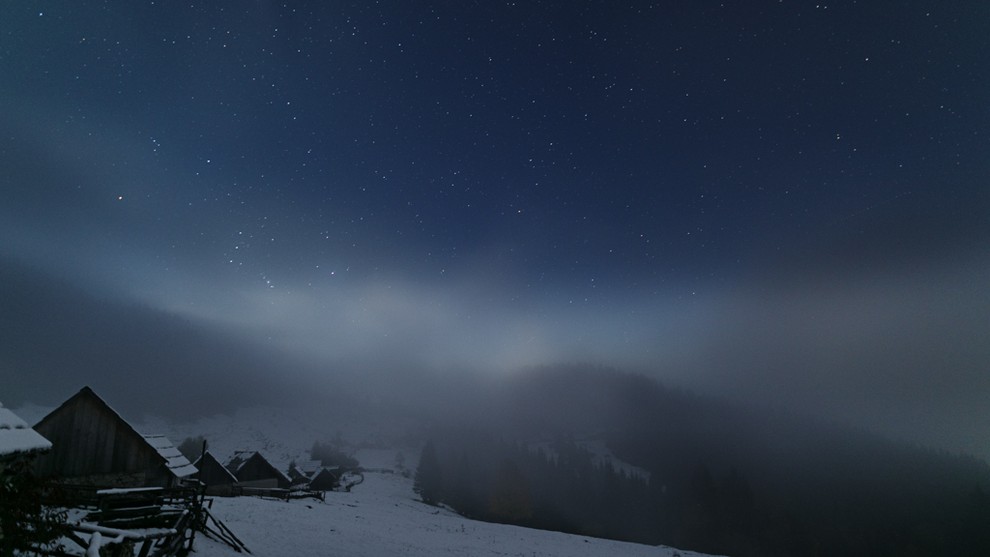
193 466 715 557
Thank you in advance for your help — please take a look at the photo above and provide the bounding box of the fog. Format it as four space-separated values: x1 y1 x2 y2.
4 235 989 463
2 0 989 466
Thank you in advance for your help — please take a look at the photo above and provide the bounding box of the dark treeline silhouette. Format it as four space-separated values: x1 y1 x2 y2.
415 429 659 542
418 365 990 557
310 441 359 469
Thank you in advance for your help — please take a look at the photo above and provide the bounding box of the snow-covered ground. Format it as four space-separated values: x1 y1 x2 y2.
14 402 717 556
193 466 716 557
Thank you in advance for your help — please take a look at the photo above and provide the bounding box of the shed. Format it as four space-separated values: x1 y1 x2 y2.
309 467 341 491
287 459 322 485
193 450 239 495
32 386 197 487
225 451 290 489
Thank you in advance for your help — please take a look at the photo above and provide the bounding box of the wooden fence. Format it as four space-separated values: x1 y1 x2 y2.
36 485 202 557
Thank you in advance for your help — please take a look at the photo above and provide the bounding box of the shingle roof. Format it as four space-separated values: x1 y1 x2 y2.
294 460 323 477
143 434 198 478
224 450 257 474
225 450 291 484
193 450 238 484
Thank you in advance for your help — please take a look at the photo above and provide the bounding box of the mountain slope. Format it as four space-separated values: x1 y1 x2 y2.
193 467 719 557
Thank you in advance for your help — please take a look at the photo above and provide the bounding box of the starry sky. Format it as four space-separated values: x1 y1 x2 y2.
2 2 989 459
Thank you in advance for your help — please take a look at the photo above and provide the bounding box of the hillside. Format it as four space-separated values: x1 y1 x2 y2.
16 365 990 556
193 458 717 557
403 366 990 556
16 401 714 557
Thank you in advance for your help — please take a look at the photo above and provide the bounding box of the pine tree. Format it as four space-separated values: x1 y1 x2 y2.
178 435 206 462
489 459 533 523
414 440 443 505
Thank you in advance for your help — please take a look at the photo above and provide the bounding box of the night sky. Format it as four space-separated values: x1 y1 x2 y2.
2 2 989 459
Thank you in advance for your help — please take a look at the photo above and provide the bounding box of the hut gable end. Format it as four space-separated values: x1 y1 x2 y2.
225 451 290 489
32 387 191 487
194 451 238 487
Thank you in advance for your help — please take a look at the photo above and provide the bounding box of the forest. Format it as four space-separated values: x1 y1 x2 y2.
415 366 990 557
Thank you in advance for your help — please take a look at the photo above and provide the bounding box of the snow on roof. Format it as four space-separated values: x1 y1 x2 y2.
143 434 198 478
312 467 339 478
225 450 291 483
194 450 239 484
224 450 257 474
96 486 163 495
0 402 52 457
39 387 200 480
294 460 323 476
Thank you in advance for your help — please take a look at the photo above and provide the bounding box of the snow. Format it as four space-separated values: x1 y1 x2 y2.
193 469 719 557
85 532 101 557
96 487 163 495
292 459 322 477
530 437 651 483
142 434 198 478
11 402 715 556
129 408 716 556
138 407 334 471
574 438 652 482
0 402 51 456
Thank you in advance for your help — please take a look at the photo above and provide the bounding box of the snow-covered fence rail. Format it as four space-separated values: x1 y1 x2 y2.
38 485 202 557
287 489 325 501
54 509 194 557
233 486 291 500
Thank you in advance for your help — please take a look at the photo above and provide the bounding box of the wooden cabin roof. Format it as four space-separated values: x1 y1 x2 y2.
143 434 198 478
289 459 323 478
309 466 341 490
0 402 51 457
225 450 291 485
193 450 238 485
32 386 197 483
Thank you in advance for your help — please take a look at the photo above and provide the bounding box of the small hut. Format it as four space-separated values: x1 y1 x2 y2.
287 460 322 486
193 450 238 495
225 451 290 489
309 467 341 491
32 387 196 487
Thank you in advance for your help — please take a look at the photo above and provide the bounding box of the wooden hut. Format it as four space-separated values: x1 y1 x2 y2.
32 387 197 487
225 451 290 489
287 459 322 486
309 467 340 491
193 450 238 495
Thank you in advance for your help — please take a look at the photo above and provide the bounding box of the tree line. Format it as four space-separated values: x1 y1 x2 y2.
415 430 662 542
413 365 990 557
